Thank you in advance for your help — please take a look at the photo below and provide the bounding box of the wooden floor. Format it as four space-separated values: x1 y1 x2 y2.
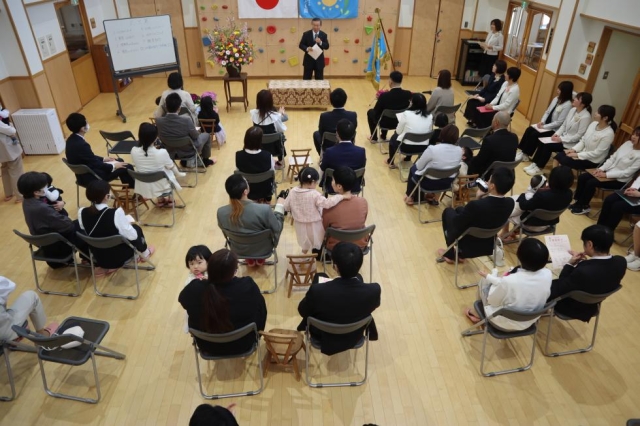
1 75 639 426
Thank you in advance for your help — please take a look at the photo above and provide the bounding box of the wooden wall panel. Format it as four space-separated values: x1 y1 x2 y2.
155 0 190 76
71 54 100 106
431 0 464 77
32 72 55 109
392 28 412 74
530 68 556 123
43 53 81 121
0 79 20 112
409 0 439 76
556 74 587 93
185 28 205 76
11 78 40 108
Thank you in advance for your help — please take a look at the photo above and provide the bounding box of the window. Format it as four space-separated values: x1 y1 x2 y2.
56 3 89 62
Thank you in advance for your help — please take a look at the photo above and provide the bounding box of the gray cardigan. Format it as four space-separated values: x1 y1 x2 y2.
426 87 455 122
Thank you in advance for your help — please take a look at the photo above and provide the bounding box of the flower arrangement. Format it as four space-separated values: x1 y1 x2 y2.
190 93 201 105
190 91 218 106
206 19 255 71
375 89 389 99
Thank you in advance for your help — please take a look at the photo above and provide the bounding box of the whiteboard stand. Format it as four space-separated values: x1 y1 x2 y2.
105 38 181 123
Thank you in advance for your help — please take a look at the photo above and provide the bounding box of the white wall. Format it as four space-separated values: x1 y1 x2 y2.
84 0 118 37
182 0 197 28
559 14 606 75
531 0 561 8
114 0 130 19
0 0 29 78
582 0 637 31
474 0 509 32
27 3 66 60
591 31 640 116
545 0 577 72
6 0 43 74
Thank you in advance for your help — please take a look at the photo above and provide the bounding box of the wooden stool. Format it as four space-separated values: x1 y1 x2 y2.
284 255 317 297
287 149 313 183
223 73 248 112
198 119 220 150
110 183 149 218
260 329 306 381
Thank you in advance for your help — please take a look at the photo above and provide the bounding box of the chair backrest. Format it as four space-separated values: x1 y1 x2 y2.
262 133 283 145
354 167 366 181
558 286 622 305
159 136 193 149
234 169 275 184
178 106 190 116
222 228 276 250
460 126 492 140
286 255 316 286
321 132 338 145
424 165 461 180
380 109 405 120
458 224 506 241
402 131 434 145
62 158 101 180
433 103 462 115
510 100 521 116
198 119 217 133
11 324 86 350
290 149 311 165
482 159 521 180
76 232 133 250
522 208 566 224
324 225 375 245
307 316 373 335
13 229 71 248
190 323 257 344
99 130 135 143
127 170 175 191
260 330 302 364
492 300 556 322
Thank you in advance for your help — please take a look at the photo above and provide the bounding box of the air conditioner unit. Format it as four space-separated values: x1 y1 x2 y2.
11 108 65 155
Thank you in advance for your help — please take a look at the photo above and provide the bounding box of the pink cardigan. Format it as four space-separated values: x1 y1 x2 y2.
283 187 343 223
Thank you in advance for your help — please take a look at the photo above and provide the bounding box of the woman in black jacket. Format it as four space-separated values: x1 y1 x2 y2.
463 59 506 124
179 249 267 356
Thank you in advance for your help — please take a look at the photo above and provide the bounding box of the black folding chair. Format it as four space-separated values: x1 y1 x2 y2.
221 229 279 294
458 126 492 151
99 130 138 158
261 133 286 183
127 170 186 227
408 166 460 224
160 136 205 188
374 109 405 154
62 158 102 207
391 131 433 182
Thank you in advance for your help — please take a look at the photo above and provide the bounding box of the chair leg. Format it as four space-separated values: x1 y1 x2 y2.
543 312 601 357
305 337 369 388
479 328 537 377
38 354 102 403
0 345 16 401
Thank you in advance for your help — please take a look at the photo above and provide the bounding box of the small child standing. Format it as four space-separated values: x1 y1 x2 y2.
183 245 212 332
283 167 349 253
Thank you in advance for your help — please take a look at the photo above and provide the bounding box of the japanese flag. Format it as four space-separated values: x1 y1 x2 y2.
239 0 298 18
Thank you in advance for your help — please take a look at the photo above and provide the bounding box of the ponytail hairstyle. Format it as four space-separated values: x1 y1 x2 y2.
298 167 320 185
200 249 237 333
598 105 617 132
557 81 574 104
224 174 249 225
577 92 593 114
85 180 111 215
138 122 158 156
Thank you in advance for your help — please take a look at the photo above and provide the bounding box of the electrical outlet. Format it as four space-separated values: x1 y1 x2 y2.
464 21 468 28
394 60 402 67
197 62 201 68
90 18 96 29
603 71 609 79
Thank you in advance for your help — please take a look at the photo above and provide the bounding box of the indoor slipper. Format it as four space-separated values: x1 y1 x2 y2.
464 309 482 324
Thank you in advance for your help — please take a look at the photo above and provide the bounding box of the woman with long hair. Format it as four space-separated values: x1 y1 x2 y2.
250 89 288 168
387 93 433 167
235 126 275 202
179 249 267 356
130 122 185 206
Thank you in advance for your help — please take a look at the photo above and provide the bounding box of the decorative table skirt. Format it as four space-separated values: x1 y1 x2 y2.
268 80 331 109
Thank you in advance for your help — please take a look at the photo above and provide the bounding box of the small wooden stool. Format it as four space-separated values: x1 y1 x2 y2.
260 328 306 381
285 255 317 297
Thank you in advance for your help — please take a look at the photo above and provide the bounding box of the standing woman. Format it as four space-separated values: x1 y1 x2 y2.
553 105 617 172
426 70 455 122
478 19 504 77
0 107 24 203
464 60 507 124
519 81 574 161
524 92 593 175
250 89 288 169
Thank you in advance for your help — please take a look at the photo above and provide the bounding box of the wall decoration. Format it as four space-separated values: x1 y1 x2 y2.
299 0 359 19
267 26 277 34
290 27 296 33
587 42 596 53
364 26 373 35
211 5 218 10
288 56 299 66
585 54 593 65
578 64 587 75
239 0 298 19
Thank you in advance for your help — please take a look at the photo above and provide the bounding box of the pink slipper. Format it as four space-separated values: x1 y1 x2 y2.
43 322 60 337
436 248 466 264
4 195 13 202
256 259 265 266
245 259 256 267
464 308 482 324
139 246 156 262
95 267 118 277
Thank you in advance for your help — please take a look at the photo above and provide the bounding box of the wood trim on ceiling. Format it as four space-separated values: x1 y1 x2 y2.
580 13 640 33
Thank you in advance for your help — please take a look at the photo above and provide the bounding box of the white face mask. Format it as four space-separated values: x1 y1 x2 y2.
84 123 90 132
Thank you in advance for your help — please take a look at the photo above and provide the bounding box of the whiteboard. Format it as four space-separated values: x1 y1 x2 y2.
104 15 177 73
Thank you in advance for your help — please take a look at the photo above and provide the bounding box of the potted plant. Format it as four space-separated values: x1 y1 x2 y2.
205 18 255 77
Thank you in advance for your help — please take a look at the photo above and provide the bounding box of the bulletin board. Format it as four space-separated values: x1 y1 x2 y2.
195 0 399 78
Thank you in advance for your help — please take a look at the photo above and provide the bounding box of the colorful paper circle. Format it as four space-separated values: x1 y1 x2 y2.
266 26 277 34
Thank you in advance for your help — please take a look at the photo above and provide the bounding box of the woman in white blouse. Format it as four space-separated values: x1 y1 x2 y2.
154 72 198 124
130 123 185 207
387 93 433 168
250 89 288 168
479 19 504 77
524 92 593 175
519 81 574 160
404 124 463 205
472 67 521 129
570 125 640 215
554 104 617 171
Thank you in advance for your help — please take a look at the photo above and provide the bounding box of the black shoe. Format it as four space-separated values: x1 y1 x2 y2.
204 159 215 167
180 160 187 167
277 189 289 199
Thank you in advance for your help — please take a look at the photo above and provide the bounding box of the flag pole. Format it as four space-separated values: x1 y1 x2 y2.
374 8 395 71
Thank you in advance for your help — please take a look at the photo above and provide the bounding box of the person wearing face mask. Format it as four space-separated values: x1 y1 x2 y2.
17 172 87 268
64 113 135 188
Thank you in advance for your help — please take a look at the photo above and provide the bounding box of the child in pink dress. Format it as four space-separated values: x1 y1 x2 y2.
283 167 349 253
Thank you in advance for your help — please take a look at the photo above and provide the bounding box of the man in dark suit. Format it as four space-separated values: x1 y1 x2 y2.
313 88 358 154
548 225 626 321
299 18 329 80
64 113 135 188
297 242 381 355
156 93 214 167
367 71 412 141
467 111 518 177
438 167 515 262
320 119 366 194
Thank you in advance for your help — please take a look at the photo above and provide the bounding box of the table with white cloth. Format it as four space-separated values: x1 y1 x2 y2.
267 80 331 109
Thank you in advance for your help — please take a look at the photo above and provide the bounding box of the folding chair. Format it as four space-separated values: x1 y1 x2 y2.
284 255 317 297
320 132 339 156
198 119 220 150
391 131 433 182
233 169 277 205
189 323 264 399
127 170 186 227
320 225 375 281
323 168 366 197
0 340 37 401
374 109 405 154
75 233 156 300
543 286 621 357
442 174 479 208
409 166 460 224
457 126 492 151
160 136 205 188
11 317 125 403
508 100 521 132
438 224 506 289
62 158 102 207
433 103 462 119
461 300 556 377
287 149 312 183
260 329 306 381
109 183 139 217
481 159 521 195
304 316 372 388
221 229 279 294
503 208 566 244
99 130 138 158
13 230 88 297
261 133 286 182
